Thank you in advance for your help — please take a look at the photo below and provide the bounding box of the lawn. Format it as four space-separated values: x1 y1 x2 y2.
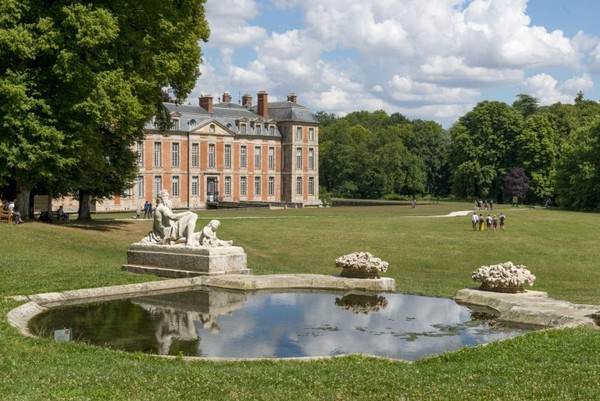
1 202 599 400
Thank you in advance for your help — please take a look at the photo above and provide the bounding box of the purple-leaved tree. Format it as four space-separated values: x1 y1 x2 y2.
504 167 530 202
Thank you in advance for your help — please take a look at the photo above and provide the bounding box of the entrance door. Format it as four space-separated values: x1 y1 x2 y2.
207 177 217 202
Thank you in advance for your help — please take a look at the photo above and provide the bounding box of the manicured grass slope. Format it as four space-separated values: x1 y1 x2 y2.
1 203 599 400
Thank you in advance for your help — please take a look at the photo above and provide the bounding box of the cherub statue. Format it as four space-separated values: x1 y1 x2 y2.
198 219 233 247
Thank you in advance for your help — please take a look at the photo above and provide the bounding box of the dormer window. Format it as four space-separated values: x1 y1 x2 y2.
269 125 275 136
255 124 261 135
240 123 247 135
171 118 180 130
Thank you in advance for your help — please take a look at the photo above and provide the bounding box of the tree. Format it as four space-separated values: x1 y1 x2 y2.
554 121 600 211
512 94 539 119
504 167 529 202
0 0 210 219
448 101 524 200
403 120 449 195
514 114 559 202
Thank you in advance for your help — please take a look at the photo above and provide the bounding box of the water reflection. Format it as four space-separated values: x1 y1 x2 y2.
335 293 388 314
30 289 532 360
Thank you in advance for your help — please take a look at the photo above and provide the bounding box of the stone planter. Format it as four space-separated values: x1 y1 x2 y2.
472 261 535 293
479 282 524 293
336 252 389 279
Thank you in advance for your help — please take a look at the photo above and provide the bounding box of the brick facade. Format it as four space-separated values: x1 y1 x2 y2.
87 91 319 212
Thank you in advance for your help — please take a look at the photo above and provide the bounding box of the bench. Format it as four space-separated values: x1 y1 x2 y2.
0 210 13 224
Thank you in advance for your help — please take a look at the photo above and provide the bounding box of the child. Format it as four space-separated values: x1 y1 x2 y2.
485 215 492 231
499 213 506 230
492 215 498 230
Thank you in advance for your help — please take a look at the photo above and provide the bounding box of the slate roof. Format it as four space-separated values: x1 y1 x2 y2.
144 99 317 137
267 101 318 124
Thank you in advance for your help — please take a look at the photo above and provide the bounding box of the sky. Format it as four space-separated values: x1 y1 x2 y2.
187 0 600 128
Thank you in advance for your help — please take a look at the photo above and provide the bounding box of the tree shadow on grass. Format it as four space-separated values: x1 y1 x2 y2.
59 219 138 232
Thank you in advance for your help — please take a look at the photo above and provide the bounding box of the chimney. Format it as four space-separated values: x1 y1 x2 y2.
222 91 232 103
199 94 213 112
287 92 297 103
242 93 252 108
257 91 268 118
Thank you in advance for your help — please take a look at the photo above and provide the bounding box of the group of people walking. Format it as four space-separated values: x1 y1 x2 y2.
472 212 505 231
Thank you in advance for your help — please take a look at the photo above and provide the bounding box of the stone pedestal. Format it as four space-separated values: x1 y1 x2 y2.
122 243 249 278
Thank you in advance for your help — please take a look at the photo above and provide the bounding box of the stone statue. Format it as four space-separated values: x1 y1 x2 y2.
143 189 198 246
198 219 233 247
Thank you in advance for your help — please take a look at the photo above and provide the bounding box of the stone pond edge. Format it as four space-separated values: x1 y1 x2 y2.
6 276 600 362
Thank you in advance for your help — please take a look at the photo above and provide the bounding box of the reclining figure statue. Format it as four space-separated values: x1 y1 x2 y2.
142 190 198 246
141 190 233 248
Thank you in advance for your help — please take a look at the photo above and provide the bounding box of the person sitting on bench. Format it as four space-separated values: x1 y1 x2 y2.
57 206 69 221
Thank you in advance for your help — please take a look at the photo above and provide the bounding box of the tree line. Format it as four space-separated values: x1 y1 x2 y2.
317 92 600 211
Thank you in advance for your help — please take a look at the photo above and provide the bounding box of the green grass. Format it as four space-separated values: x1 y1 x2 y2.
2 202 600 400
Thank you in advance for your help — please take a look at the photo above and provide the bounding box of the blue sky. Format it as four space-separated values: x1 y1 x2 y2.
189 0 600 127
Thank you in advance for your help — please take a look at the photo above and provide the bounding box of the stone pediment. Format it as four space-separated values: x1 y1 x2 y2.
189 119 235 136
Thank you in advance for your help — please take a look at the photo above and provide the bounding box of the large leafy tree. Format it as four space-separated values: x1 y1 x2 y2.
448 101 524 200
0 0 209 219
554 121 600 211
403 120 449 195
514 114 559 202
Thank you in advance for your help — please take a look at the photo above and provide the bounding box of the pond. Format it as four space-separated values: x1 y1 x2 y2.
29 288 533 360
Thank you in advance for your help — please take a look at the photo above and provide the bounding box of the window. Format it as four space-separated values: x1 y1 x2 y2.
254 146 261 169
268 176 275 196
172 143 179 167
224 144 231 169
209 124 215 133
296 177 302 196
296 147 302 169
240 176 247 196
172 176 180 196
308 148 315 170
136 176 144 198
136 142 143 167
254 177 261 196
208 144 215 168
171 118 180 130
268 147 275 170
308 177 315 196
240 146 247 169
224 176 231 196
296 127 302 141
240 124 247 135
191 143 199 167
269 125 275 136
153 142 161 167
255 124 261 135
191 176 199 196
309 127 314 141
154 176 162 195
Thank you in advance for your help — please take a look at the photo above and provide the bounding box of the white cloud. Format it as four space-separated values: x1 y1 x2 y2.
523 73 593 104
191 0 597 127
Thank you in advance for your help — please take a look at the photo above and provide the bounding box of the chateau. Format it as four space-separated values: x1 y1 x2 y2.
93 91 320 212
